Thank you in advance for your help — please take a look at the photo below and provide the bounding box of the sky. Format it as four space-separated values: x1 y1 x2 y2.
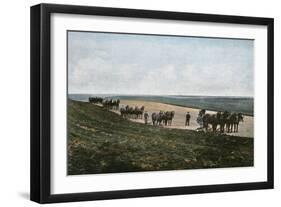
68 31 254 97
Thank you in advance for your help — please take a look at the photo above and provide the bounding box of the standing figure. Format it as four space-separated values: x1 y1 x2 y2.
185 112 191 126
196 109 205 130
144 111 149 124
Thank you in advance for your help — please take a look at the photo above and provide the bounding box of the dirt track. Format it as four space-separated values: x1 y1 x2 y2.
116 100 254 138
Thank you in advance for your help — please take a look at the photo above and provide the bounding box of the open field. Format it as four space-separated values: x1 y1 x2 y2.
111 95 254 116
68 100 253 175
69 94 254 116
117 100 254 138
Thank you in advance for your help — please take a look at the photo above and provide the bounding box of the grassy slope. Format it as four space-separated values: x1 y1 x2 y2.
68 100 253 175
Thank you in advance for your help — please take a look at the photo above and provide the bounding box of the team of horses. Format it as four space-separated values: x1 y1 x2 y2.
198 109 244 133
89 97 120 110
120 105 145 119
151 111 175 126
120 106 175 126
88 97 103 104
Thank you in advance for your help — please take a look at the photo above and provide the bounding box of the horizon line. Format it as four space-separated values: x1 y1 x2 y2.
68 93 254 98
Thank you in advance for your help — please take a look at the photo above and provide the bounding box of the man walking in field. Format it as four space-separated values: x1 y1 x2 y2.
144 111 149 124
185 112 191 126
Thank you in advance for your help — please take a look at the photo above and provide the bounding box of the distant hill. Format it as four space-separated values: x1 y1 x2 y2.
68 100 253 175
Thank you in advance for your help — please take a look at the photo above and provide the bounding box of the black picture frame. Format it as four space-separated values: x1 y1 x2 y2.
30 3 274 204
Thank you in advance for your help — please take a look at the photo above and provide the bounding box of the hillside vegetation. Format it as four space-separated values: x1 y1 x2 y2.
68 100 253 175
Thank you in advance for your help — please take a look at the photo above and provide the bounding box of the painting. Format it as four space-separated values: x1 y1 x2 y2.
67 31 254 175
31 4 274 203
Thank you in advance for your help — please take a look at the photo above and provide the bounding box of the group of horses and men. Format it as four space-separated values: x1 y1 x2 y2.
89 97 120 110
150 111 175 126
197 109 244 133
120 105 145 119
120 106 243 133
119 106 176 127
88 97 244 133
144 111 190 127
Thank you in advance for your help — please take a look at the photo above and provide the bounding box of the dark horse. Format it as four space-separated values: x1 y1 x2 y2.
202 113 219 132
162 111 175 126
136 106 145 119
202 111 231 133
201 109 217 132
218 111 230 133
226 113 244 133
151 111 164 126
234 113 244 132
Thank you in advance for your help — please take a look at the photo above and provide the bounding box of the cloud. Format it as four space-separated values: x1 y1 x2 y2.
68 31 254 96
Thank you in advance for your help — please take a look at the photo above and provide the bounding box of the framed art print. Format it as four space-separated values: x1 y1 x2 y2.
30 3 274 203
